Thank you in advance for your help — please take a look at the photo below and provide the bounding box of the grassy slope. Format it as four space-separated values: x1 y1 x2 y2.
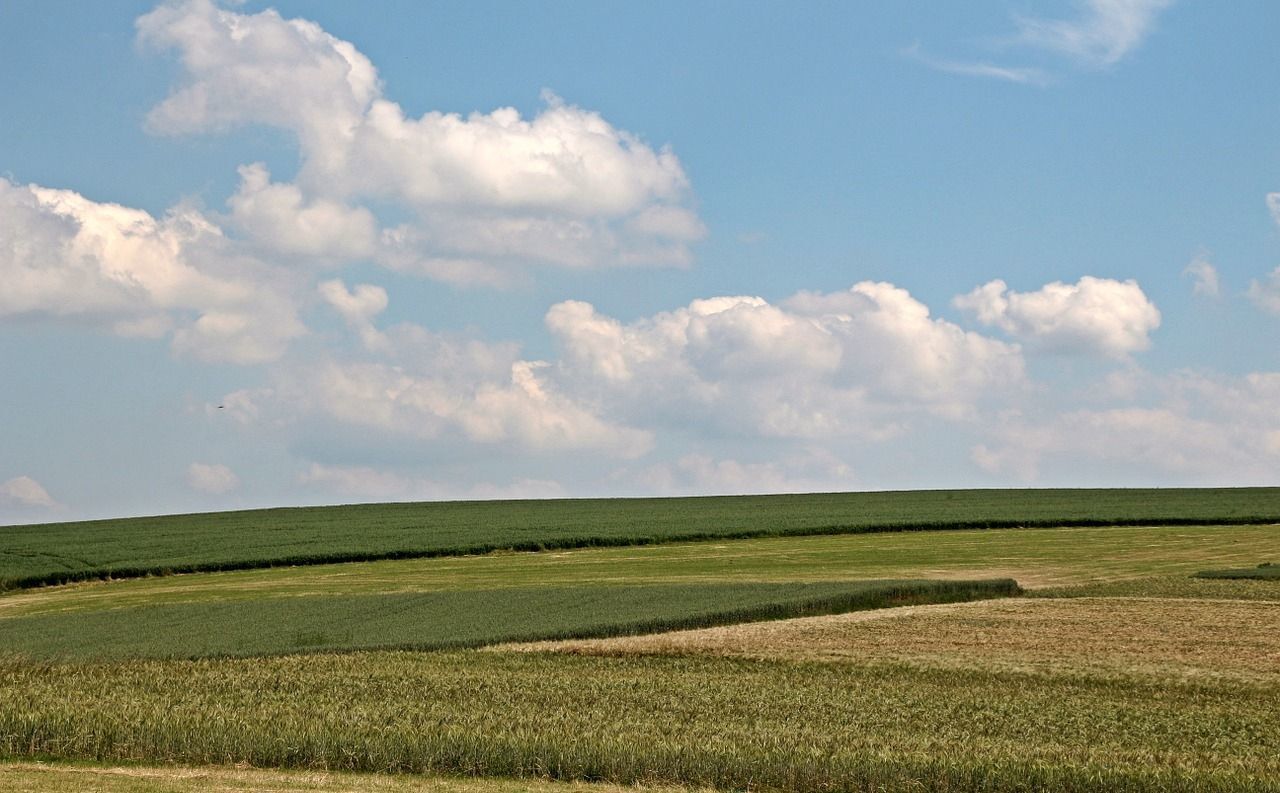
0 579 1017 661
3 523 1275 620
3 651 1276 792
4 488 1278 590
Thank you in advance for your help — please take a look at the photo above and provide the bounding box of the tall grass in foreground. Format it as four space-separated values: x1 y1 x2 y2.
2 652 1276 792
4 487 1277 590
0 579 1018 661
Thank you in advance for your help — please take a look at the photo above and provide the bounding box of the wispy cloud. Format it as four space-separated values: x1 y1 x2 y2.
1248 268 1280 315
911 1 1173 84
1183 252 1220 299
903 43 1049 86
1013 0 1174 68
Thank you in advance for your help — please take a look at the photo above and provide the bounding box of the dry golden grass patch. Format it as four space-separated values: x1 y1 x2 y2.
0 762 701 793
510 597 1280 683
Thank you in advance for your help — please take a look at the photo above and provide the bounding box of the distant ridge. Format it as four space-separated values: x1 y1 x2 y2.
3 487 1277 592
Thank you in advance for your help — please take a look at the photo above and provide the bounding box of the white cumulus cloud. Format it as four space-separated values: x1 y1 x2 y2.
223 281 1023 464
290 357 652 457
548 281 1026 438
955 276 1160 358
971 371 1280 484
0 476 60 509
137 1 701 278
186 462 240 494
137 0 380 153
0 177 305 364
228 163 378 262
318 279 389 351
240 314 654 459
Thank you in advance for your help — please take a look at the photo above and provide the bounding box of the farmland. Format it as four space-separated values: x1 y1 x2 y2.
0 579 1016 661
1 490 1278 792
517 596 1280 684
3 487 1277 590
0 522 1273 621
2 649 1277 792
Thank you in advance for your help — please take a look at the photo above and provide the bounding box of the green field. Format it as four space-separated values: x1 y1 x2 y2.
3 488 1277 590
2 489 1278 792
1195 562 1280 580
0 579 1016 661
1 522 1273 621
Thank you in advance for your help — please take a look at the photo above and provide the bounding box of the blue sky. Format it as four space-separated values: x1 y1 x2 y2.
2 0 1279 523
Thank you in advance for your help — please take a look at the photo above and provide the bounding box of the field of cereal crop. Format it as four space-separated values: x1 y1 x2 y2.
2 489 1277 792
